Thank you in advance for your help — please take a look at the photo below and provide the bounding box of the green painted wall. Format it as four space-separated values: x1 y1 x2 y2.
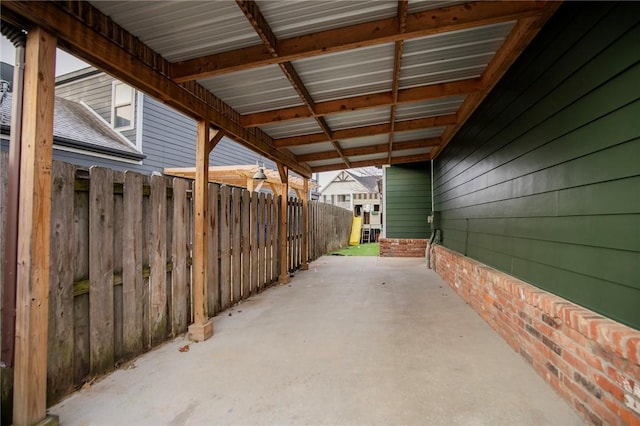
385 162 431 238
433 2 640 329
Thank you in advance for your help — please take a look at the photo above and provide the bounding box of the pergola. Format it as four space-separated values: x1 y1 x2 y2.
164 165 319 197
0 1 559 424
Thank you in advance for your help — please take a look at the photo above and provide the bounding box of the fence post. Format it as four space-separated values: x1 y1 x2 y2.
277 165 290 284
301 179 309 270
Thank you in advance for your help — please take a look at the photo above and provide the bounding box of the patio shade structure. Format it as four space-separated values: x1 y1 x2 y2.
0 1 560 424
163 165 319 197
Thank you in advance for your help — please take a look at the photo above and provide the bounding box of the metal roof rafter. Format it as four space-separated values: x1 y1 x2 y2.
171 1 549 82
235 0 351 169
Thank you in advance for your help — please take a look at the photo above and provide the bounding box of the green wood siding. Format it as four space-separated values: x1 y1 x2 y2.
385 162 431 238
434 2 640 329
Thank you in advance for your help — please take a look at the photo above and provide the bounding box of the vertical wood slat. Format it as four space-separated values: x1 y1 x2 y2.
271 195 279 283
265 195 273 286
73 179 90 383
149 175 167 346
207 184 219 316
258 193 266 289
289 198 294 272
47 162 75 404
241 190 251 299
141 176 151 349
250 192 258 294
219 185 231 310
112 171 125 362
171 178 189 335
232 188 242 304
122 171 143 357
89 166 114 375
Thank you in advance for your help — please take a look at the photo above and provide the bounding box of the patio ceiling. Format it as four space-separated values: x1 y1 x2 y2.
2 1 559 177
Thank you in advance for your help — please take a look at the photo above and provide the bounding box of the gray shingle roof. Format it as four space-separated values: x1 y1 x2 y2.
0 92 144 160
345 170 381 193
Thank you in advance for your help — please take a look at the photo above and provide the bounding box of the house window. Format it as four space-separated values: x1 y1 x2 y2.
112 82 134 130
337 194 350 202
374 204 380 212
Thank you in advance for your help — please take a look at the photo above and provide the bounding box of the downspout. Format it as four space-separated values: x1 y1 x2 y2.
427 159 438 269
1 22 26 368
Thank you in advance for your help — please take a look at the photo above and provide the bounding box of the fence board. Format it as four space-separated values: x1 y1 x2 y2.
47 162 75 403
89 167 114 375
220 185 231 310
141 176 151 349
258 193 266 289
172 178 189 335
232 188 242 304
250 192 258 295
122 171 143 356
207 184 219 316
241 190 250 299
112 171 125 361
265 195 273 286
149 175 167 346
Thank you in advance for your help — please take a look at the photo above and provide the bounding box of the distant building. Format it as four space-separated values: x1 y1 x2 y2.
320 170 382 238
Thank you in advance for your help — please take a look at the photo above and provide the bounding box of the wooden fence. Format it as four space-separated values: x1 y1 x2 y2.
0 153 352 405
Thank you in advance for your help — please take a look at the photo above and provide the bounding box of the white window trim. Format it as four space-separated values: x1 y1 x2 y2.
111 81 135 131
135 91 144 150
80 101 141 152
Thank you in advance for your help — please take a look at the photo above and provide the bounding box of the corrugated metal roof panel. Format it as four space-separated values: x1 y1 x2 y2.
292 43 395 102
324 106 391 131
259 118 322 139
391 147 432 157
256 0 397 39
308 158 345 168
348 153 388 163
339 134 390 149
91 1 261 61
400 21 515 89
288 142 336 156
198 65 304 114
408 1 471 14
394 127 445 142
395 96 466 121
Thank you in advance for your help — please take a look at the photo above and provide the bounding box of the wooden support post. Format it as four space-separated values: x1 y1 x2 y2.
246 177 254 193
13 27 59 426
188 123 223 342
277 164 290 284
301 178 309 270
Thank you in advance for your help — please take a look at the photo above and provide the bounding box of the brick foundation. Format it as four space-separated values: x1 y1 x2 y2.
379 238 427 257
431 244 640 426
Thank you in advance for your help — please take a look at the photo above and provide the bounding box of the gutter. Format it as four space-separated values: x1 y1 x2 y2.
1 21 26 368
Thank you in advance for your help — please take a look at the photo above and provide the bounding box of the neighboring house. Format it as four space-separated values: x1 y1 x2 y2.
320 170 383 235
1 63 279 175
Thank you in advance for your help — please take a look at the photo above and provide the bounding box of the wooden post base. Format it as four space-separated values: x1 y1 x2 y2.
34 415 60 426
300 263 309 270
279 274 290 285
188 320 214 342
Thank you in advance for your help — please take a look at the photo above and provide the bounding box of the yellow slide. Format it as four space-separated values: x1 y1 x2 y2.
349 216 362 246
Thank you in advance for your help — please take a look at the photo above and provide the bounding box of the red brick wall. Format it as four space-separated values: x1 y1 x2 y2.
379 238 427 257
431 244 640 426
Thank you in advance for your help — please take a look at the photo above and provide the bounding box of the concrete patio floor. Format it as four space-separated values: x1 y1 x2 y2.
50 256 584 425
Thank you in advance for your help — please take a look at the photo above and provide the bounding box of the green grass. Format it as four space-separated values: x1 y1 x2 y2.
330 243 379 256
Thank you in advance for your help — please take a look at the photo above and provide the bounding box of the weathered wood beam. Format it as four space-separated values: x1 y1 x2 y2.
235 0 351 170
172 1 548 81
2 1 311 178
298 138 440 163
311 152 432 173
241 79 480 127
275 114 456 147
388 0 408 162
277 164 290 284
432 3 561 158
188 123 216 342
13 26 57 426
